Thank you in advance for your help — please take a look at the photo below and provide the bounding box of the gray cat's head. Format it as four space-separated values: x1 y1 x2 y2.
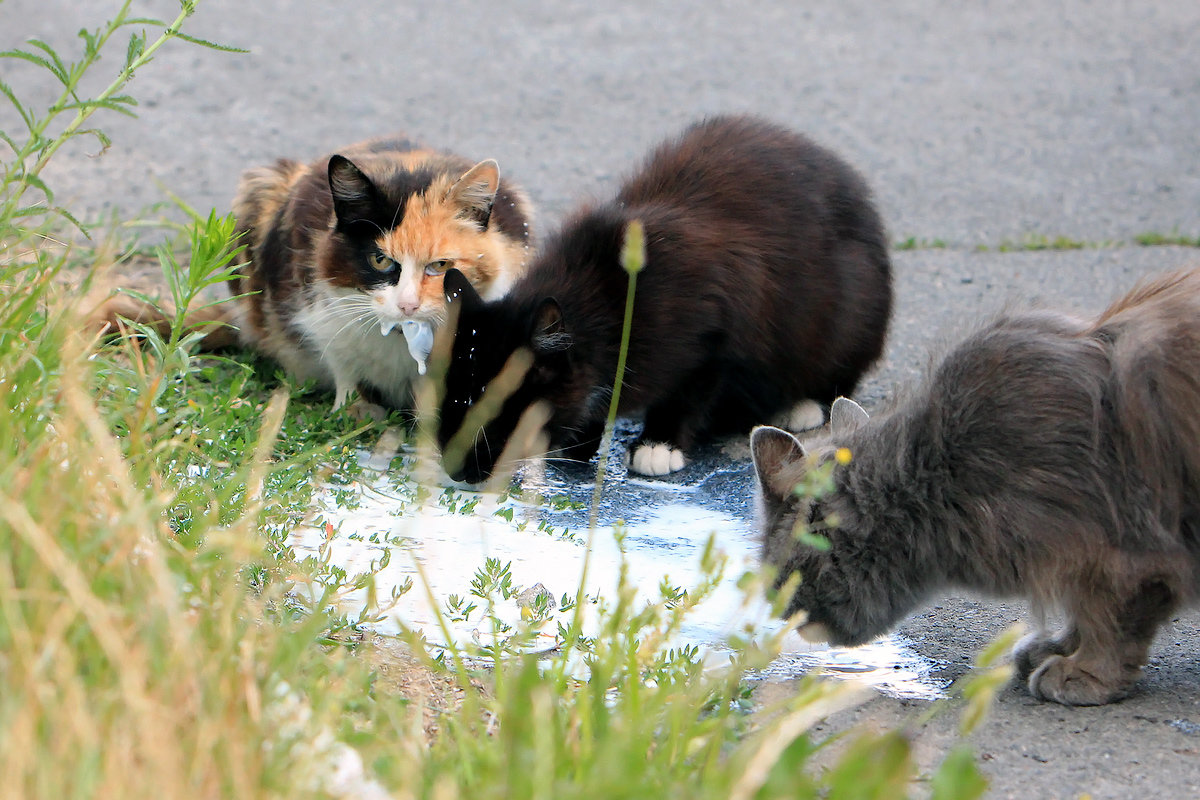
750 398 873 645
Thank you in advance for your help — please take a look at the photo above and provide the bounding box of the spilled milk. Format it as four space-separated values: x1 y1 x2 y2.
289 431 946 701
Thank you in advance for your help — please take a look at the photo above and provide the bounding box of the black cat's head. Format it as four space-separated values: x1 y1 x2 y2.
750 398 876 646
436 268 577 484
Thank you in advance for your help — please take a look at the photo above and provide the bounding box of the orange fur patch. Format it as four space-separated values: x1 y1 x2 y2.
374 170 525 312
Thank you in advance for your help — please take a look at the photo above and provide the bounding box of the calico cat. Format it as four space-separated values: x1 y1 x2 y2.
436 115 892 483
751 269 1200 706
100 135 533 411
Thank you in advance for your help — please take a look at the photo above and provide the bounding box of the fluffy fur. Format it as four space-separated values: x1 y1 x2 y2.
436 115 892 483
751 269 1200 706
100 135 533 411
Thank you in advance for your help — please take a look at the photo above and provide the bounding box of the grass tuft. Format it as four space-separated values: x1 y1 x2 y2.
1134 230 1200 248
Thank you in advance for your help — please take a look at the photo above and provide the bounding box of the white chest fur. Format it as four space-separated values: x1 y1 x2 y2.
293 283 419 409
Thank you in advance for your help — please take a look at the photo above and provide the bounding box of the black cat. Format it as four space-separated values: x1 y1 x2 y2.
437 115 892 483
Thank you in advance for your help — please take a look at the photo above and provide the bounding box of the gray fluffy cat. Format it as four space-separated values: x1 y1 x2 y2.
751 269 1200 706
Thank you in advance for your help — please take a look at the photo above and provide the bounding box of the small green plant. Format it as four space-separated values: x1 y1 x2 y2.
0 0 244 238
779 445 852 552
983 233 1091 252
1134 230 1200 247
893 236 948 251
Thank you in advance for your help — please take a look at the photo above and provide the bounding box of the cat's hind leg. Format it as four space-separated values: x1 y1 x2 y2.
772 399 825 433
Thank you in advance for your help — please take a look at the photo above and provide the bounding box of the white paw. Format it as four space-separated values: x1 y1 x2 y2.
775 399 825 432
630 442 686 476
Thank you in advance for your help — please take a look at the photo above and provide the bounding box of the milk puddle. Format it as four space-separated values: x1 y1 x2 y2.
289 437 946 701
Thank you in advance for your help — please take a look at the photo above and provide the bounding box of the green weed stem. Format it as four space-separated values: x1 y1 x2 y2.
586 218 645 531
557 220 646 669
0 0 242 229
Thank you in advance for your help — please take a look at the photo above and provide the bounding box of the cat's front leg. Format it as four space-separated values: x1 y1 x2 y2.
1013 626 1079 682
630 441 687 476
330 377 385 421
629 359 728 476
771 399 826 433
630 403 701 477
1027 652 1139 706
1027 576 1176 706
332 384 352 410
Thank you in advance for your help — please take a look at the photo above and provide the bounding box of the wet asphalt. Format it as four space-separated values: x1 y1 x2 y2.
5 0 1200 795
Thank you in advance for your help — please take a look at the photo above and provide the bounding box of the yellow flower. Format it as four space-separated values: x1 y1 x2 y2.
834 447 852 465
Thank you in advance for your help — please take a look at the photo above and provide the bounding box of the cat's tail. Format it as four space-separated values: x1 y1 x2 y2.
88 158 309 352
89 292 243 351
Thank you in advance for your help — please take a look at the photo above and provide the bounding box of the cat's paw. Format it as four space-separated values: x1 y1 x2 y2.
333 388 386 422
774 399 825 433
346 398 388 422
1013 631 1076 682
630 441 686 476
1028 655 1133 706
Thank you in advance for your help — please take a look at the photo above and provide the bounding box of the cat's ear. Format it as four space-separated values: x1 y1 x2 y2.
750 425 808 500
443 267 483 309
328 155 381 230
531 298 571 354
829 397 869 437
447 159 500 230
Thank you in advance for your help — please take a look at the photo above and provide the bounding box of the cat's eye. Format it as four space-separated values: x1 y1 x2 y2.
370 250 395 272
424 259 454 276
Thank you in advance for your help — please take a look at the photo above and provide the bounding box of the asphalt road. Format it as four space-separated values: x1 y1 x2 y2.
5 0 1200 796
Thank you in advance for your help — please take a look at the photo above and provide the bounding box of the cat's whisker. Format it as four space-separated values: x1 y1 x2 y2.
323 303 378 324
319 304 374 324
324 308 374 337
318 309 378 361
322 294 373 309
541 453 591 468
324 292 373 310
352 218 385 236
350 312 387 342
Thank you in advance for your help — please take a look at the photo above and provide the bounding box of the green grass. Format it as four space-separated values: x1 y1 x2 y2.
897 232 1200 252
893 236 947 251
0 2 999 797
975 233 1095 252
1134 230 1200 247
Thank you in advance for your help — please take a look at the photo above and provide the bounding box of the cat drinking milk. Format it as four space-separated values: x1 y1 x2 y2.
436 115 892 483
752 270 1200 705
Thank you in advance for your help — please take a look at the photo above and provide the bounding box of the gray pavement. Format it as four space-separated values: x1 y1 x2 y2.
5 0 1200 795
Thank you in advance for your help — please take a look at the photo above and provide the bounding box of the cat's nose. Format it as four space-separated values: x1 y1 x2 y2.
398 301 420 315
